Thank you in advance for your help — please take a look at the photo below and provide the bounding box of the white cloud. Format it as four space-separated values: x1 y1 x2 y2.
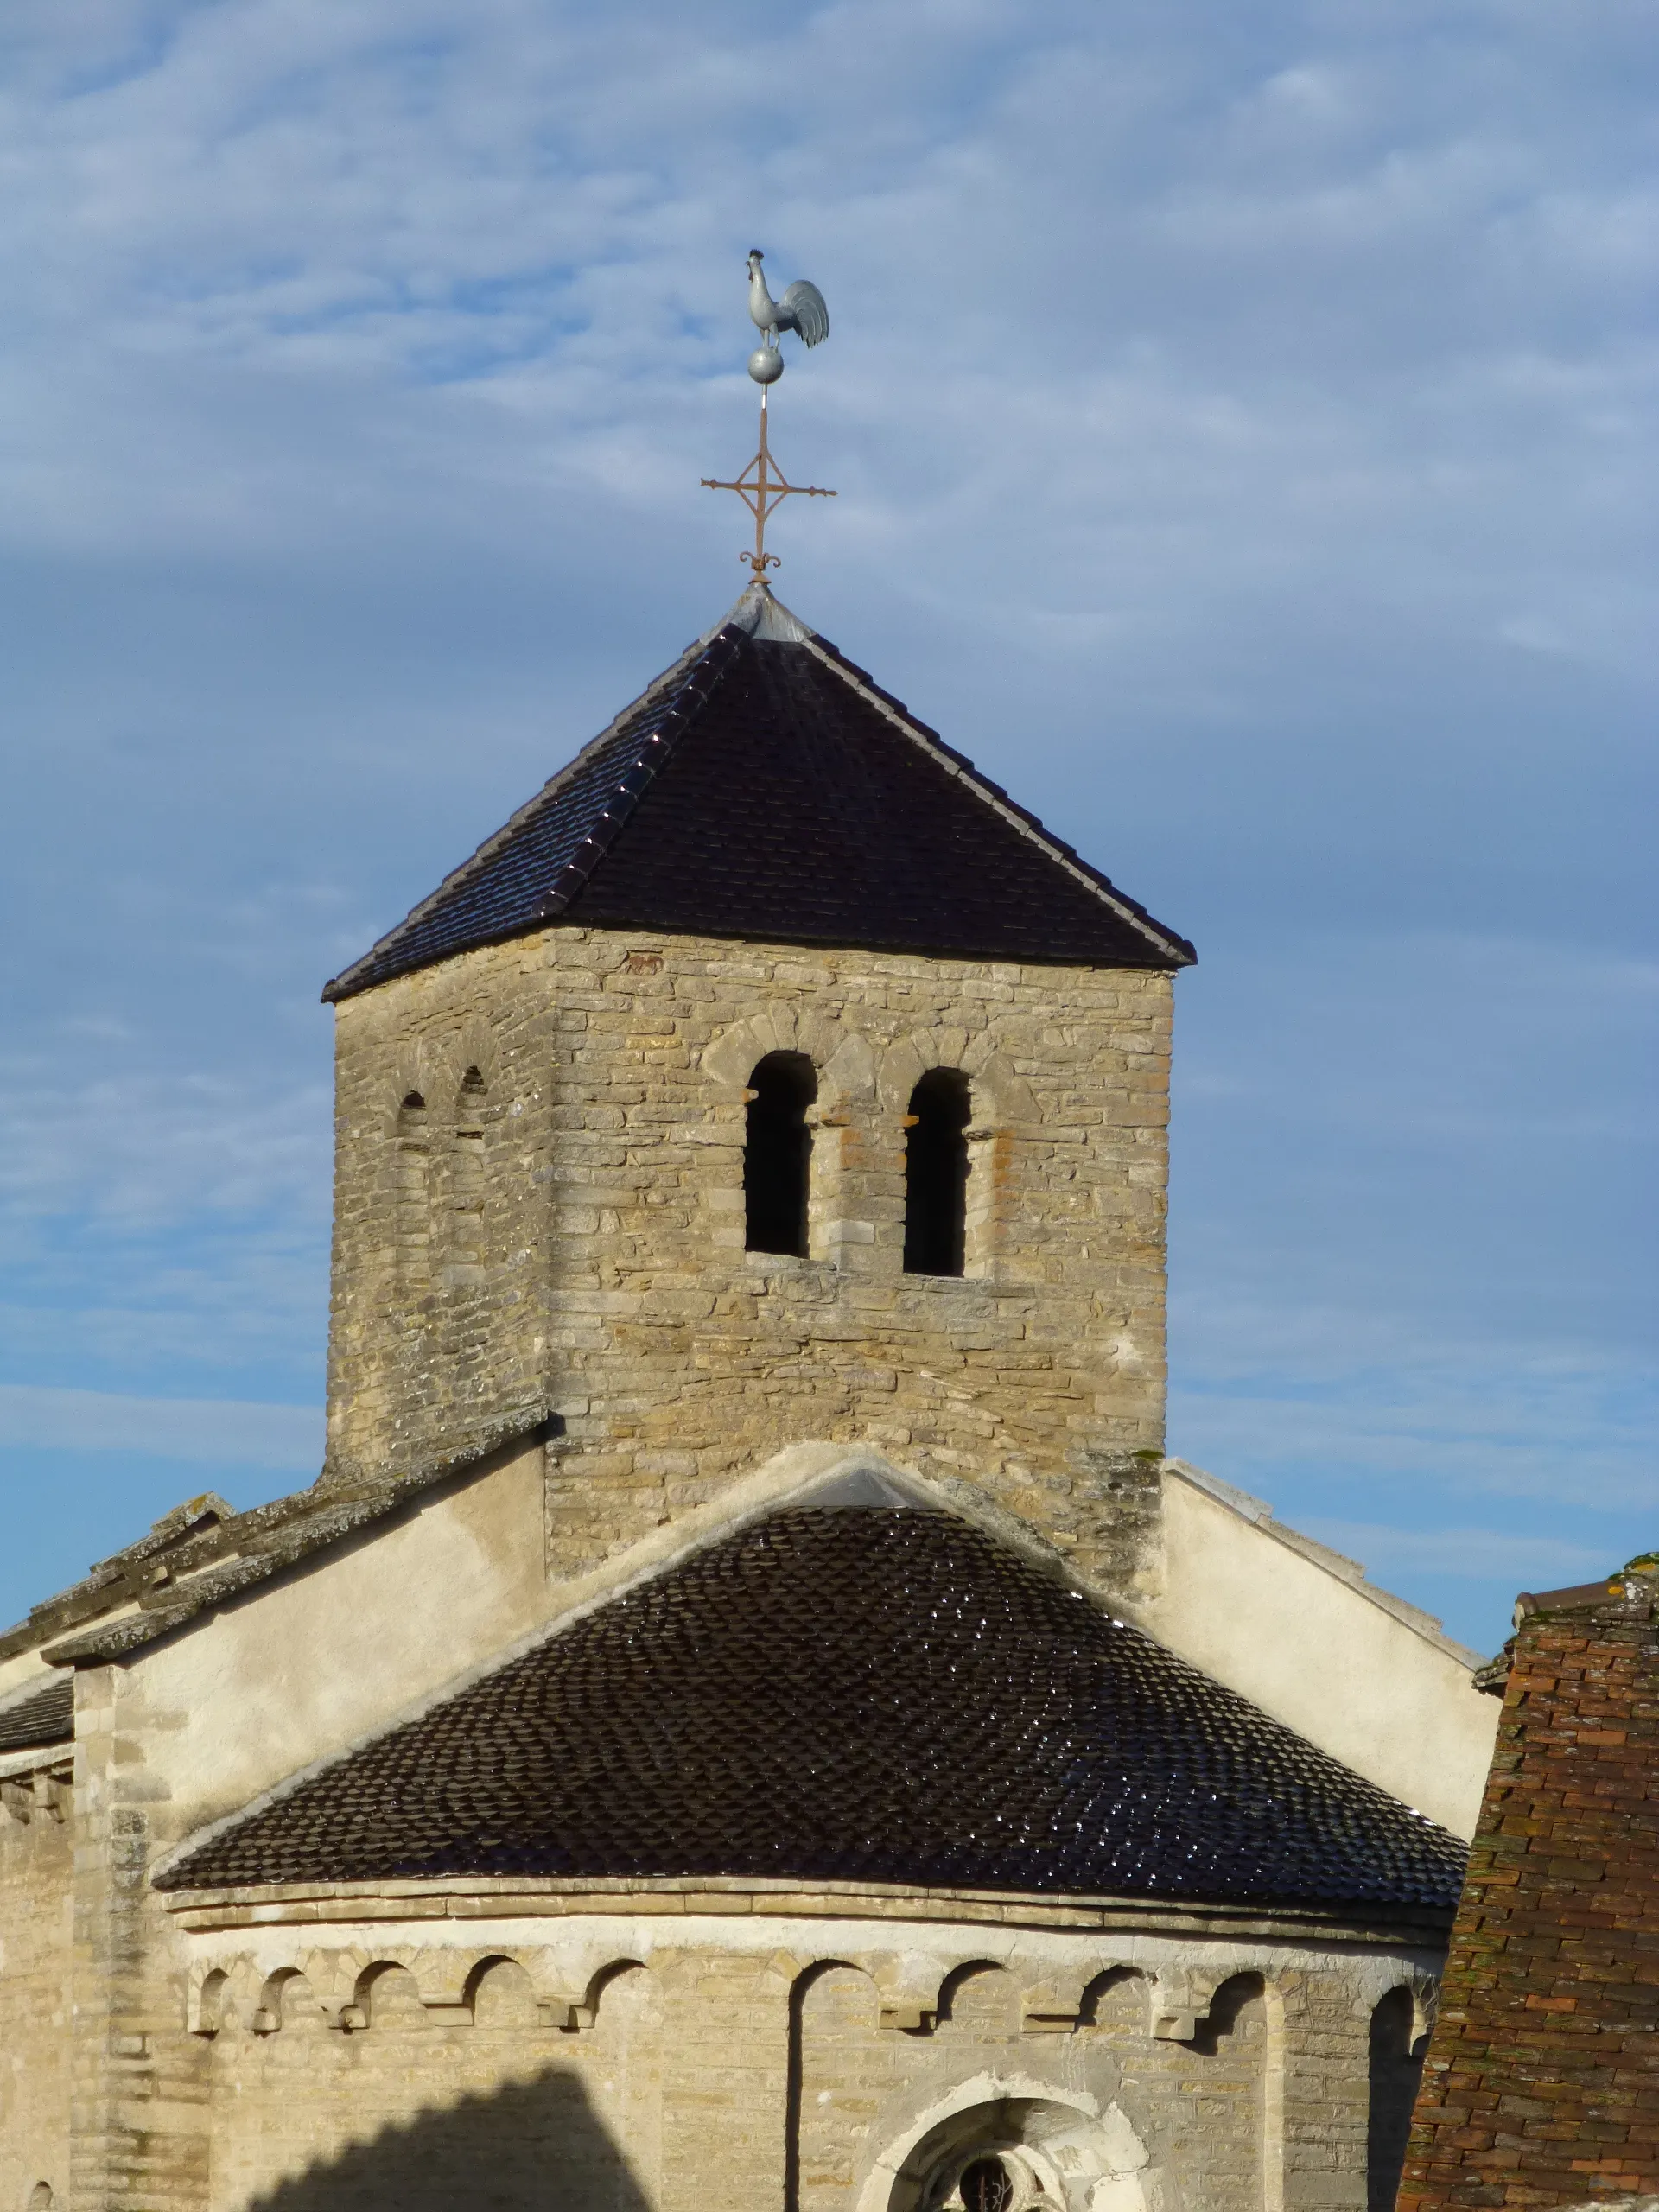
0 0 1650 1661
0 1383 321 1471
0 1062 329 1227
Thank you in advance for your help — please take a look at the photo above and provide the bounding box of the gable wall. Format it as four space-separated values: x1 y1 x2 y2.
1148 1472 1497 1840
325 923 1174 1606
115 1435 549 1842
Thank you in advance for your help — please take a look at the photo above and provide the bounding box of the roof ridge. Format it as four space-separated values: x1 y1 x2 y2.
323 594 1195 1000
321 625 744 1003
531 627 746 922
798 632 1195 967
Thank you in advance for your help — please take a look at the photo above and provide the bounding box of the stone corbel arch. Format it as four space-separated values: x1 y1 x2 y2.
1349 1964 1439 2049
1147 1965 1231 2044
188 1960 234 2037
862 1950 995 2035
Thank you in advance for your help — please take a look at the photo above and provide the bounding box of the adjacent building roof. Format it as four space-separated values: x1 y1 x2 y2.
0 1677 73 1752
1399 1559 1659 2212
161 1505 1465 1913
0 1406 553 1669
323 586 1194 1002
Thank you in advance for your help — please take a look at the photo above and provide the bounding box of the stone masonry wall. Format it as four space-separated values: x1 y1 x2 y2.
324 925 1174 1604
1398 1567 1659 2212
794 1961 1271 2212
0 1770 73 2212
131 1913 1432 2212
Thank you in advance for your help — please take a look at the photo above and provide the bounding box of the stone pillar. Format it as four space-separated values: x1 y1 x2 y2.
69 1667 210 2212
657 1948 793 2212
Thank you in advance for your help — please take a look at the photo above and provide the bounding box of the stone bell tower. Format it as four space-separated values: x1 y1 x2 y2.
318 582 1194 1605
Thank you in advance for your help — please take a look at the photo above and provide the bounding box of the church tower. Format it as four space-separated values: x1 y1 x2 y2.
0 255 1507 2212
319 580 1194 1605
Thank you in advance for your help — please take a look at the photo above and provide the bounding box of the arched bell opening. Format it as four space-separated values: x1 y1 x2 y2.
744 1052 817 1257
903 1069 971 1277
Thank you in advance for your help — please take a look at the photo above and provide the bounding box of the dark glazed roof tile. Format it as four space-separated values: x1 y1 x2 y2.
160 1508 1465 1912
0 1676 73 1751
323 589 1193 1001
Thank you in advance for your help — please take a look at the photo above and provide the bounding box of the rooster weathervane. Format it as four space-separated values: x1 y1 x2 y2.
702 249 835 577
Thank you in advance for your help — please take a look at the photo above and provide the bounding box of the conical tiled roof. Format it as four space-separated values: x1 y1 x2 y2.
160 1507 1464 1912
323 587 1193 1001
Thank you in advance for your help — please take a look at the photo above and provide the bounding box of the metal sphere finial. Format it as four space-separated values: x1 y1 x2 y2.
748 347 785 385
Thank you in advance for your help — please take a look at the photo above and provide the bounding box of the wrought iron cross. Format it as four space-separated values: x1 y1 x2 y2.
702 384 836 577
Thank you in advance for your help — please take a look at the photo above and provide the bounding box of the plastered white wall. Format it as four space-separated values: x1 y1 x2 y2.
130 1440 549 1839
1141 1467 1497 1837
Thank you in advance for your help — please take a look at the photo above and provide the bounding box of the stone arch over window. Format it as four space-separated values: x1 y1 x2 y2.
745 1051 816 1256
393 1089 431 1288
904 1067 972 1276
880 1034 1037 1277
703 1012 874 1266
855 2085 1149 2212
27 2186 54 2212
1367 1985 1426 2212
703 1009 874 1098
876 1033 1038 1125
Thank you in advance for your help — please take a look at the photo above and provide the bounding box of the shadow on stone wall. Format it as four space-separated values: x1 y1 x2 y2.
1368 1987 1425 2212
245 2067 652 2212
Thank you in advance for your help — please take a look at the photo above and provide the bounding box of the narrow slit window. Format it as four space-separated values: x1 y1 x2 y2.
452 1068 487 1272
904 1069 970 1276
395 1091 430 1284
744 1052 815 1257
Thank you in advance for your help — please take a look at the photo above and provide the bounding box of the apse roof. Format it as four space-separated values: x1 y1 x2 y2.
322 587 1194 1002
159 1505 1465 1915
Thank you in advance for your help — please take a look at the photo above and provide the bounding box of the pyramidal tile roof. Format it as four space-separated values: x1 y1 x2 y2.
323 586 1194 1002
159 1506 1465 1914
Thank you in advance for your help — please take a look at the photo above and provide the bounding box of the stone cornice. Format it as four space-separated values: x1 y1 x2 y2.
161 1871 1452 1948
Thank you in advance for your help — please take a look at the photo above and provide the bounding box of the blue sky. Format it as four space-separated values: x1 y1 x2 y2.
1 0 1654 1652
